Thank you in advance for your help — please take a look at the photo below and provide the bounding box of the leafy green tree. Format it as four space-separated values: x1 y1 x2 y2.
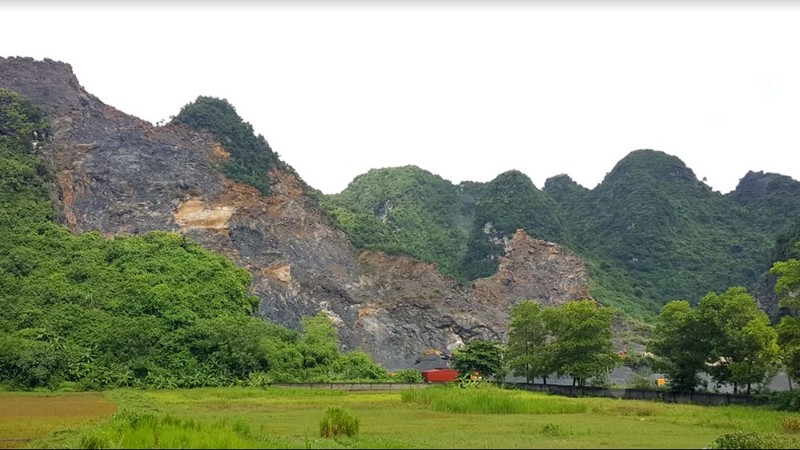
773 256 800 308
697 287 780 394
452 339 504 380
506 301 553 384
773 244 800 386
329 351 389 381
647 300 710 392
390 368 424 383
298 312 340 379
543 300 620 387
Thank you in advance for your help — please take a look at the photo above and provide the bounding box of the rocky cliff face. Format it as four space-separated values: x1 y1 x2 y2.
0 57 593 369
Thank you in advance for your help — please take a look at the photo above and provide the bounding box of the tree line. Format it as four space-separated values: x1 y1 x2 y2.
450 299 620 388
451 246 800 395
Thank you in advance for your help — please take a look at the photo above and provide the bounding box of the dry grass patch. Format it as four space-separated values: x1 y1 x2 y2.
0 392 117 449
781 416 800 433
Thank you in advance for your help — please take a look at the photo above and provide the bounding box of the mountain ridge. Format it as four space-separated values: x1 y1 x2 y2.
0 56 597 369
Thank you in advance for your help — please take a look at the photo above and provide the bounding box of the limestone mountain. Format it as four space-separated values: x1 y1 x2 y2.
324 168 566 283
0 57 594 369
729 170 800 234
322 165 471 280
330 147 800 323
545 149 777 315
725 172 800 318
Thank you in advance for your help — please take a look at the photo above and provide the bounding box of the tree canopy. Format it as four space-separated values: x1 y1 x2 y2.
773 243 800 385
648 287 779 394
452 339 504 381
170 96 286 195
505 301 552 384
502 300 620 387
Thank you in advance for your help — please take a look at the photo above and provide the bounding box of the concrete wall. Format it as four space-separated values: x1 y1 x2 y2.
511 383 760 406
270 383 429 391
267 382 759 406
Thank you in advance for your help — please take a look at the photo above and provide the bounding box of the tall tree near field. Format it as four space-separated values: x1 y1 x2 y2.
452 339 504 380
773 243 800 386
542 300 620 387
697 287 780 394
647 300 710 392
506 301 552 384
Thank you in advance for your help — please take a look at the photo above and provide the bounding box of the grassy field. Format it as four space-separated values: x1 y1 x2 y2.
3 385 800 449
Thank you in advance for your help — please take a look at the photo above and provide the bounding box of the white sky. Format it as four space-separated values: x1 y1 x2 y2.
2 1 800 195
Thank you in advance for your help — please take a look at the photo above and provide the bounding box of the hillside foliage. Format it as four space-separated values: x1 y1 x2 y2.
322 167 566 283
170 96 286 195
323 150 800 323
0 89 390 390
321 165 474 280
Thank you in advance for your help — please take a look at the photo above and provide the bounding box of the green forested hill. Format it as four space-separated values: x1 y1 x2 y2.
322 167 566 282
322 165 474 279
546 149 774 316
463 170 565 280
325 149 800 322
0 90 389 390
728 170 800 234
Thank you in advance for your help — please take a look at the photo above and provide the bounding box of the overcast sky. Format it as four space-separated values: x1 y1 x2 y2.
2 1 800 194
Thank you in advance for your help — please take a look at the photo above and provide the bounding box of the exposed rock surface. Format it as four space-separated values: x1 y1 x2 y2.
0 57 593 369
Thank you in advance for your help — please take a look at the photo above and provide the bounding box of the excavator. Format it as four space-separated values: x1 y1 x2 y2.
414 348 451 368
414 348 460 383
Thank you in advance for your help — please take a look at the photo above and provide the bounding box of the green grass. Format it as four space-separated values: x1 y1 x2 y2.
401 385 587 414
17 386 800 449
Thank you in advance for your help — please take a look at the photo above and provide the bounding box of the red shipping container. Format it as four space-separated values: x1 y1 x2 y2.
421 369 459 383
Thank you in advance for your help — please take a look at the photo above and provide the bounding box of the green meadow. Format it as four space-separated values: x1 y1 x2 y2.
3 385 799 449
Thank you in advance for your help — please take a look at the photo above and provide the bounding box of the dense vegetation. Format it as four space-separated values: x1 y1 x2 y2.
322 167 565 282
546 150 780 315
773 248 800 387
729 170 800 234
321 166 471 279
0 90 393 390
648 287 780 394
170 96 287 194
504 300 620 387
323 149 800 324
463 170 565 279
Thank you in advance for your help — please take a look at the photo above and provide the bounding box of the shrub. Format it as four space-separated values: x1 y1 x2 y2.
245 371 273 388
708 431 800 449
391 368 424 383
319 406 360 438
626 370 656 390
540 423 563 437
